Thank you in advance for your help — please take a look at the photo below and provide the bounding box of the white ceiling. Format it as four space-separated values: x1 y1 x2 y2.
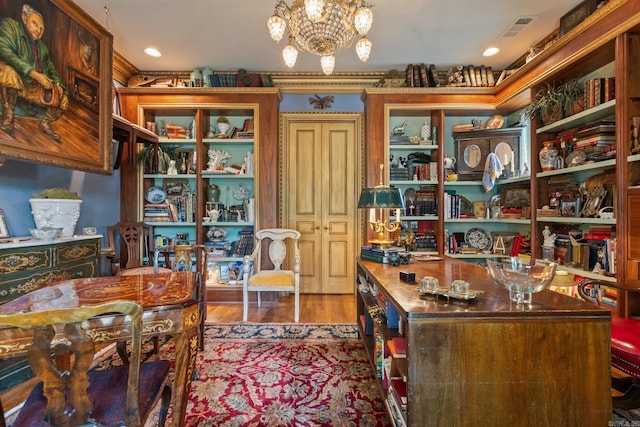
73 0 585 75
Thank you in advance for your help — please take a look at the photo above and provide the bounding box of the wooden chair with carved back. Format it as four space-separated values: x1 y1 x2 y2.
106 221 171 275
0 300 171 426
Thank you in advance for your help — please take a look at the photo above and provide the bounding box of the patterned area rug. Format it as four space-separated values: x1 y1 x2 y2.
104 323 390 427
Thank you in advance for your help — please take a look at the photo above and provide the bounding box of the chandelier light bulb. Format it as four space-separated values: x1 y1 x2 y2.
304 0 324 22
356 37 371 62
283 43 298 68
354 5 373 35
321 55 335 75
267 14 286 42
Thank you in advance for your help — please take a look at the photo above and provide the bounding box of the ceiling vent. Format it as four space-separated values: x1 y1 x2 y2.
500 16 536 38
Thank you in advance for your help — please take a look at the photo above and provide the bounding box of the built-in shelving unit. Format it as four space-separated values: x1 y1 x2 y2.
117 88 281 299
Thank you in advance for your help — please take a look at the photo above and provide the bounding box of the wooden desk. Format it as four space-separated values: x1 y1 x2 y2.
0 272 201 427
357 258 612 426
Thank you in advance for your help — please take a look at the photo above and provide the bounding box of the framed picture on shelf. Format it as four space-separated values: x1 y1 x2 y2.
490 232 518 255
561 198 581 217
164 178 190 196
0 0 113 174
501 186 530 208
559 0 597 36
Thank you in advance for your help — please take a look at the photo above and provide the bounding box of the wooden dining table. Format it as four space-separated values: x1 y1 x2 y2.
0 272 202 427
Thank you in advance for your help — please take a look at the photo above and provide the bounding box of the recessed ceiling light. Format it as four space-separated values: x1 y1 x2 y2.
483 47 500 57
144 47 161 57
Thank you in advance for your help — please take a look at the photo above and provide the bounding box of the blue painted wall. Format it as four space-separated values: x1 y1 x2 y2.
0 92 363 243
0 157 120 245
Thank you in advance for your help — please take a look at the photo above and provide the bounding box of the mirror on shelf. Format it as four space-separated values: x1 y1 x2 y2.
463 144 482 168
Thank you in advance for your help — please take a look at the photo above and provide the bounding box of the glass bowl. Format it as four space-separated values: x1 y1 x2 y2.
486 257 557 304
29 227 63 240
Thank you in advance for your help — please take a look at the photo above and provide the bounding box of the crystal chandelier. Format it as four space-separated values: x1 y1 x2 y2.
267 0 373 75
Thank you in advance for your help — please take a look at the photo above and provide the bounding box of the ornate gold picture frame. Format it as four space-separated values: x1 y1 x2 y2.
0 0 113 174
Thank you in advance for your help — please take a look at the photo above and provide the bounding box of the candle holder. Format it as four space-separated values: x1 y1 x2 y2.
358 165 405 249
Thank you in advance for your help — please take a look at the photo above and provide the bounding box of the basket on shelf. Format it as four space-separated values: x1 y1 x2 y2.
536 208 560 217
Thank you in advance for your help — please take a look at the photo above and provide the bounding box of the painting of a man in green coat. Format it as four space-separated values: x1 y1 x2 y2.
0 0 112 174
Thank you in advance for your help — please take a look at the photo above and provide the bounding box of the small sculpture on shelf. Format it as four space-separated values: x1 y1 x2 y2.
392 122 407 136
542 225 557 261
207 149 231 171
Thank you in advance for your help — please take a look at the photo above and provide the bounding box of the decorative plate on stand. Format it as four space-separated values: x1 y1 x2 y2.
232 184 250 201
465 227 493 251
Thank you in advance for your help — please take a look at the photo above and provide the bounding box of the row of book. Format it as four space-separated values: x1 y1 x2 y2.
583 77 615 109
233 227 255 257
143 194 197 223
202 73 274 88
551 225 616 275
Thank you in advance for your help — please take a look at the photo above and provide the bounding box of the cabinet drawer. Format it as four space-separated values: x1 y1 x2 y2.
55 240 100 267
0 261 99 303
0 248 52 275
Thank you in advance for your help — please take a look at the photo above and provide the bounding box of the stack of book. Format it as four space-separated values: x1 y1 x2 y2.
571 120 616 157
360 246 401 263
143 203 172 222
415 185 437 215
390 166 409 180
234 118 254 139
165 123 188 139
233 226 255 257
389 135 410 145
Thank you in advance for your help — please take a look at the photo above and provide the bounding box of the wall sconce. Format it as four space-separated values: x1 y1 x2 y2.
358 165 405 248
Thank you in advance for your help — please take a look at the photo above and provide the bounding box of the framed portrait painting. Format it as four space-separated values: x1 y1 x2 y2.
0 0 113 174
501 186 531 208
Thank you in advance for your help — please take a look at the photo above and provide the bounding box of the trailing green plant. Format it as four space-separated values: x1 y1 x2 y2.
136 144 179 173
217 116 229 124
32 188 82 199
557 77 584 117
522 78 584 123
522 83 561 122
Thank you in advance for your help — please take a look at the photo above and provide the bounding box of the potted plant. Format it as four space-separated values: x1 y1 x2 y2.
523 78 585 125
216 116 231 135
557 77 584 117
136 144 179 173
523 83 563 125
29 188 83 237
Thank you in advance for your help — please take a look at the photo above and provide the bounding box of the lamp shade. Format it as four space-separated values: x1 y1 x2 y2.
358 187 405 209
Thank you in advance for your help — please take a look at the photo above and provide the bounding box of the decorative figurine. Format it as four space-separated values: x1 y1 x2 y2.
392 122 407 136
167 160 178 175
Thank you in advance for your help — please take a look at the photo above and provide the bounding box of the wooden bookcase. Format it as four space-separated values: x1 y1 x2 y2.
117 88 281 299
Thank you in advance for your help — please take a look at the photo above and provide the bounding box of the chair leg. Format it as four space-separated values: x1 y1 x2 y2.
257 291 261 307
116 341 129 365
243 286 249 322
613 382 640 409
294 289 299 322
157 384 172 426
613 375 634 393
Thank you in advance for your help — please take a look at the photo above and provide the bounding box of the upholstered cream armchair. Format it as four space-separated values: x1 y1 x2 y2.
242 228 301 322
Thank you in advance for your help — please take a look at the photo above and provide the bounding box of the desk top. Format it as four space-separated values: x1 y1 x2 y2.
358 258 611 320
0 272 198 315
